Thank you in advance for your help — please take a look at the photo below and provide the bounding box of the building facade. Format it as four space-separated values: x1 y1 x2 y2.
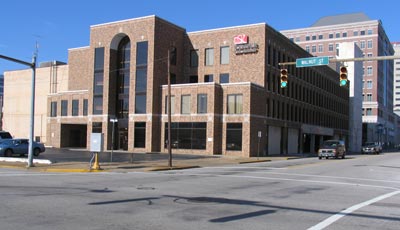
3 62 68 141
4 15 349 157
281 13 395 147
393 42 400 116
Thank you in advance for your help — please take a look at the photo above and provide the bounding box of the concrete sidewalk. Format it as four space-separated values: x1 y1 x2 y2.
0 150 307 173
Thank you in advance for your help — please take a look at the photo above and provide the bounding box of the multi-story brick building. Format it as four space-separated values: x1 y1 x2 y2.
281 13 395 146
4 15 349 157
393 42 400 116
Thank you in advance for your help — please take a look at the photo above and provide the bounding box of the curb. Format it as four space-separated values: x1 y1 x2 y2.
147 165 200 171
239 159 271 164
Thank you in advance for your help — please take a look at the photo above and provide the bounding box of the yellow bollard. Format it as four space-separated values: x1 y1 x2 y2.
91 153 101 170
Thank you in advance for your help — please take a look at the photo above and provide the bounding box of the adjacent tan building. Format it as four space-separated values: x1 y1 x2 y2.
3 15 349 157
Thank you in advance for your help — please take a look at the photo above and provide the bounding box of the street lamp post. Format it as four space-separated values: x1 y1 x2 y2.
110 118 118 162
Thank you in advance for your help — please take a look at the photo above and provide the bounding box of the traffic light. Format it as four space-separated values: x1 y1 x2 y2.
339 66 348 86
280 69 288 88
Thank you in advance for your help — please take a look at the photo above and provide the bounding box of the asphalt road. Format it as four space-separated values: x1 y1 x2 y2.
0 152 399 230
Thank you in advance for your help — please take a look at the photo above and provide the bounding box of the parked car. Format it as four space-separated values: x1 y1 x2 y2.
362 142 382 154
0 139 45 157
318 140 346 159
0 131 13 140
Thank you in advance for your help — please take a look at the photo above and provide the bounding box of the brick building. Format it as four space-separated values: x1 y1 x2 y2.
281 13 395 146
4 15 349 157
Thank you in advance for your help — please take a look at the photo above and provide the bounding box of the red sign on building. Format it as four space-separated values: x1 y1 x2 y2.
234 34 248 45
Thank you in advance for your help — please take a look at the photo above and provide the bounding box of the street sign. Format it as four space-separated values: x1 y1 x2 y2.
296 56 329 68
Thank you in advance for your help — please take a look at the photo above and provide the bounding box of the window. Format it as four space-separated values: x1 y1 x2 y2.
329 33 333 39
197 94 207 114
135 41 148 114
342 32 347 37
134 122 146 148
50 101 57 117
336 33 340 38
61 100 68 116
353 31 359 36
295 37 300 42
181 95 191 114
93 96 103 115
227 94 243 114
94 47 105 71
83 99 88 116
318 34 323 40
360 30 366 36
368 29 373 35
93 47 104 115
328 44 334 52
92 122 102 133
360 41 365 49
117 38 131 118
367 40 373 49
189 75 198 83
220 73 229 83
312 35 316 40
366 108 372 115
72 100 79 116
190 49 199 67
220 46 229 64
170 47 177 66
205 48 214 66
367 80 373 89
311 45 316 53
305 36 310 41
367 66 373 75
204 74 213 82
367 94 372 101
165 122 206 150
226 123 242 151
165 95 175 114
318 44 323 53
305 45 310 53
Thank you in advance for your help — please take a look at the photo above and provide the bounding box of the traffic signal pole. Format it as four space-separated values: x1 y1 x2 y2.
0 53 37 167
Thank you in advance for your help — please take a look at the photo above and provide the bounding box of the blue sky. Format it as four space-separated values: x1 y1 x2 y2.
1 0 399 74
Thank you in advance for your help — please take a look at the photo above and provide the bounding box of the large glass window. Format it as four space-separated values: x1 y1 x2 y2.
165 122 206 150
61 100 68 116
117 37 131 118
190 49 199 67
181 95 191 114
93 47 104 115
205 48 214 66
72 99 79 116
134 122 146 148
220 46 229 64
135 41 148 114
227 94 243 114
50 101 57 117
226 123 242 151
197 94 207 114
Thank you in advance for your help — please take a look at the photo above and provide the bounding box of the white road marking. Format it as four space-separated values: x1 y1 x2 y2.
183 173 400 190
307 190 400 230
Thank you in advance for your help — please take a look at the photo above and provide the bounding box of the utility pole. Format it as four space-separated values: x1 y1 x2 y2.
167 48 172 168
0 50 37 167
